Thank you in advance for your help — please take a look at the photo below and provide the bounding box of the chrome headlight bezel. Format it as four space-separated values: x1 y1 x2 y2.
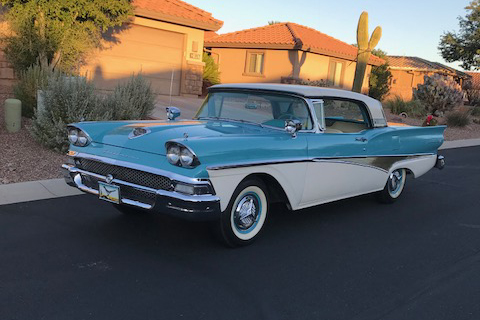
67 126 91 147
166 142 200 168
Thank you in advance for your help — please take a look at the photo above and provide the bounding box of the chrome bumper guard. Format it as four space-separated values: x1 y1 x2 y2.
62 164 221 221
435 155 445 170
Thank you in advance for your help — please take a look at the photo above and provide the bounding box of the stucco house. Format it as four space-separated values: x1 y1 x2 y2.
80 0 223 96
386 56 471 101
204 23 384 93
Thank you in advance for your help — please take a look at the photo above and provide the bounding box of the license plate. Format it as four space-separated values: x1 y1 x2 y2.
98 182 120 204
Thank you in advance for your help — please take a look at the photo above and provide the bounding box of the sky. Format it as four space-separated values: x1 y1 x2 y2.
187 0 470 71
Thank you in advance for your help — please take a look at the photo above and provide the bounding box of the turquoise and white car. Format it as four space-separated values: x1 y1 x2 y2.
62 84 446 246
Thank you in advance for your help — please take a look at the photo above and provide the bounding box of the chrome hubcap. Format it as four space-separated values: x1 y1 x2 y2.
388 170 403 194
234 194 259 230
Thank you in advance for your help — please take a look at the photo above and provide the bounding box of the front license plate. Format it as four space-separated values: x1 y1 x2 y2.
98 182 120 204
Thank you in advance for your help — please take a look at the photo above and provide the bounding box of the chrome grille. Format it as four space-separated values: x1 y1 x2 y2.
82 175 156 206
76 158 173 191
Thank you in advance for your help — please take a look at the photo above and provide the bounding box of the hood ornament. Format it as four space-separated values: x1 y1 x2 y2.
105 174 114 184
183 132 188 140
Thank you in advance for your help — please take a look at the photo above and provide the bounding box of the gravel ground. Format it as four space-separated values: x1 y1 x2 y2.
384 108 480 141
0 97 65 185
1 96 479 185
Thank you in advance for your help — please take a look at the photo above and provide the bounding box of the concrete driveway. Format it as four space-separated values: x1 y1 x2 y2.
1 146 479 319
151 94 205 120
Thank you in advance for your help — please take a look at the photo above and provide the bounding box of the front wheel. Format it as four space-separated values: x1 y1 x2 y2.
216 178 269 247
376 169 407 204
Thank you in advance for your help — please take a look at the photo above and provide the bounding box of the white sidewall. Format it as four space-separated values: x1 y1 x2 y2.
230 186 267 241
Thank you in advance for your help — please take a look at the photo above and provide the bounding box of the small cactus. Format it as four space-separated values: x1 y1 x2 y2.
414 74 463 114
352 12 382 93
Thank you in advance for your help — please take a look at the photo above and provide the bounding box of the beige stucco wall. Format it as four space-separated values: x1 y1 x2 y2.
81 16 205 96
386 69 434 101
211 47 371 92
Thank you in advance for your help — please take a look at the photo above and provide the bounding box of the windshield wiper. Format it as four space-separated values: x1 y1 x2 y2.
198 117 265 128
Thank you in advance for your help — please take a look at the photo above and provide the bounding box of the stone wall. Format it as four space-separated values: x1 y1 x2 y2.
182 61 204 96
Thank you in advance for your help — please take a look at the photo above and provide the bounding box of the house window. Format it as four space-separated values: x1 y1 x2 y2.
327 60 344 87
245 51 265 76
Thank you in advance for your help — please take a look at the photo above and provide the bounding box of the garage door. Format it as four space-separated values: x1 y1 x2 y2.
87 25 184 95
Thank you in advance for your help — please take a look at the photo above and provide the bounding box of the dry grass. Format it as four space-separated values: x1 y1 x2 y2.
0 95 65 184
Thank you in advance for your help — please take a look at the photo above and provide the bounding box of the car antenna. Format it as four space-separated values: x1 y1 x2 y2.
169 67 174 107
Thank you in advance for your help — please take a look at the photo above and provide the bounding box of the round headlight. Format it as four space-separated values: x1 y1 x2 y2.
167 145 181 164
77 135 88 147
180 148 194 167
68 129 78 144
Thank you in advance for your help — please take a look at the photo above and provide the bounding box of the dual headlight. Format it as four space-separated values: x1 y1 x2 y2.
67 127 90 147
166 142 199 168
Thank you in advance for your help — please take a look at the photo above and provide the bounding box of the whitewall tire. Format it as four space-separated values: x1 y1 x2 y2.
217 178 268 247
376 168 407 203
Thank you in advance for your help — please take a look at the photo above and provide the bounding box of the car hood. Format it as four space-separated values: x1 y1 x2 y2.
74 120 284 155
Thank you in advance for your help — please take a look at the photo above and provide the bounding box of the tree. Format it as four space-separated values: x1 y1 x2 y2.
368 49 392 101
268 21 281 25
0 0 133 72
439 1 480 70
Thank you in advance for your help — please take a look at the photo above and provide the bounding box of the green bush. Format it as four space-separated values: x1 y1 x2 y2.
446 111 470 127
103 74 155 120
471 106 480 117
13 65 53 118
30 74 155 152
414 74 463 114
30 76 106 152
202 52 220 85
385 96 427 118
299 79 329 87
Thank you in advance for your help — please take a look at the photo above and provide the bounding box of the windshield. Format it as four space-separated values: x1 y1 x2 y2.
195 91 313 130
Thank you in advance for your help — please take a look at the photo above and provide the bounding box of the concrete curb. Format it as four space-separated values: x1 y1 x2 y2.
0 139 479 206
439 138 480 150
0 178 83 206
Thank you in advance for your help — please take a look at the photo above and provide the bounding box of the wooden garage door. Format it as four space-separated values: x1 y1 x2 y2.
88 25 184 95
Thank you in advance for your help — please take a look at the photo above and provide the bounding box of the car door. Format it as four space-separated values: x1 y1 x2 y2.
300 98 386 207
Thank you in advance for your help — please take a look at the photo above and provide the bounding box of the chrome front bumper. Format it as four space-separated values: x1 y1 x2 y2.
62 164 221 221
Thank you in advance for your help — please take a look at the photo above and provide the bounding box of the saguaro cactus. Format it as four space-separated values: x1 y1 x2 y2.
352 12 382 93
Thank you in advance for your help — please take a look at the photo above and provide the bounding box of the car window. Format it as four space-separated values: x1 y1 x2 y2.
315 99 370 133
196 92 313 130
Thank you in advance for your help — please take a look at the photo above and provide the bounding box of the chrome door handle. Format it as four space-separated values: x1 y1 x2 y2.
355 137 368 142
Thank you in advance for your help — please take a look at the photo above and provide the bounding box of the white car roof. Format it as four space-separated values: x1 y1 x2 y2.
209 83 387 127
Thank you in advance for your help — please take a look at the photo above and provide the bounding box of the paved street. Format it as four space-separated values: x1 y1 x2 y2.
0 146 479 320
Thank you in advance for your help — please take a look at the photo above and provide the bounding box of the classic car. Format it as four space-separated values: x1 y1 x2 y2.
62 84 446 246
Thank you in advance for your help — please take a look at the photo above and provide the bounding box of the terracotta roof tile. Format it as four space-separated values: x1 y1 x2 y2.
388 56 470 78
134 0 223 31
205 22 384 66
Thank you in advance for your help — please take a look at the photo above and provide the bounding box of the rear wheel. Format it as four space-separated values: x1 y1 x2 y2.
216 178 269 247
376 169 407 204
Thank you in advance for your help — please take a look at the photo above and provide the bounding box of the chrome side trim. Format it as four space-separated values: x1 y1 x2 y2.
71 152 209 185
311 159 388 173
207 153 435 171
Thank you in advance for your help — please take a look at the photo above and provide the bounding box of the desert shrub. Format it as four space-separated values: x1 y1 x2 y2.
103 74 155 120
299 79 330 87
385 96 427 118
30 76 107 152
414 74 463 114
202 52 220 86
471 106 480 117
13 65 54 118
446 111 470 127
30 74 155 152
463 81 480 107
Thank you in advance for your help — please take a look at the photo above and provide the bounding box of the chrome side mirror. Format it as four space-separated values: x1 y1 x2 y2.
166 107 181 121
285 119 302 138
